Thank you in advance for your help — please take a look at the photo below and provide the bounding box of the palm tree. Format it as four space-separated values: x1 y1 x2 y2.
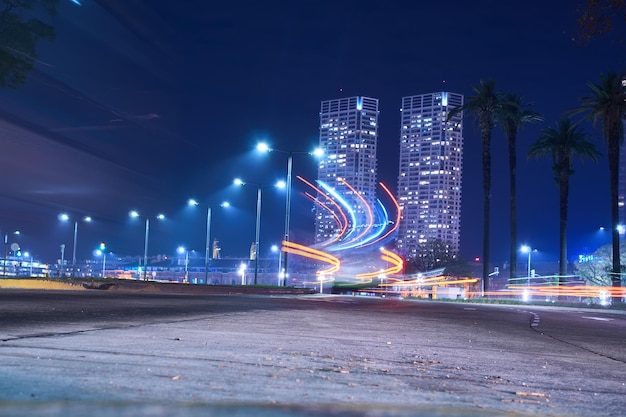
497 94 543 280
448 79 502 292
528 118 600 280
576 72 626 288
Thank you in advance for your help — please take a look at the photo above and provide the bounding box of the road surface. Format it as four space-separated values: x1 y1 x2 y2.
0 289 624 416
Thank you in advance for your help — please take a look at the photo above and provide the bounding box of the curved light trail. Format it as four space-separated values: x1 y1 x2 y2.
355 248 404 279
297 176 349 245
292 176 404 281
281 240 341 276
334 177 374 247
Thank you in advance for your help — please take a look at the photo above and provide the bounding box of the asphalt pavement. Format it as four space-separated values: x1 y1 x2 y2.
0 285 625 417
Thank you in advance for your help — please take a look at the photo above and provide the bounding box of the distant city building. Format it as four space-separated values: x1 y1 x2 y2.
315 96 379 243
396 92 464 258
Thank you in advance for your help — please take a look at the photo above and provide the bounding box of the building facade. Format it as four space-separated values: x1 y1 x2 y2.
396 92 464 258
315 96 379 244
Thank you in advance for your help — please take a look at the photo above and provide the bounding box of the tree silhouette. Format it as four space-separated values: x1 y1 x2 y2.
496 93 542 280
528 118 600 280
447 79 502 292
0 0 59 89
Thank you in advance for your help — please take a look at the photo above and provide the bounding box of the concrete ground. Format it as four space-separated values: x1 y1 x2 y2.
1 280 625 417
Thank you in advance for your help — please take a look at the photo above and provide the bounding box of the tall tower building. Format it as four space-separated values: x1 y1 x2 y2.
315 96 379 243
396 92 464 258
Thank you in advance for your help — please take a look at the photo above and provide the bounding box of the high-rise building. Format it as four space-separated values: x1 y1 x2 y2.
315 96 379 243
396 92 464 258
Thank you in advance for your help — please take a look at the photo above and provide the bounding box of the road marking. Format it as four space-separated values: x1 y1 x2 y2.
530 313 540 327
581 316 614 322
463 307 477 310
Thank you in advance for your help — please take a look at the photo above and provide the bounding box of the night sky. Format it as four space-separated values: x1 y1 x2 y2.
0 0 623 267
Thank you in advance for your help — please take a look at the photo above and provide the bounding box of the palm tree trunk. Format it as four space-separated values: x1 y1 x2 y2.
558 157 569 281
608 133 621 288
508 128 518 279
480 118 493 293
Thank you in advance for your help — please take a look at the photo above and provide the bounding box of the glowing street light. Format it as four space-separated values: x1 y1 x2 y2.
59 213 92 277
177 246 189 283
188 199 229 284
234 177 285 285
23 251 33 277
271 244 282 284
238 262 247 285
129 210 165 281
95 242 107 278
256 141 324 286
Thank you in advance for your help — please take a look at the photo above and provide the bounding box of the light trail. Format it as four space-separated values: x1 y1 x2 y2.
297 176 349 244
356 248 404 279
281 241 341 276
366 181 401 245
317 180 357 243
302 192 344 246
334 177 374 247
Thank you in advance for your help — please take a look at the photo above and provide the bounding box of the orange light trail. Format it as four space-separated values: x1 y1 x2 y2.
507 284 625 298
356 248 404 279
298 175 349 244
282 240 341 276
367 182 402 245
335 177 374 247
302 192 344 245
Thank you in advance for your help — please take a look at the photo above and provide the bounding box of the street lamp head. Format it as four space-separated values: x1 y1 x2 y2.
83 216 92 223
177 246 185 254
256 142 271 153
234 178 245 186
276 180 287 189
311 147 324 158
156 214 165 220
129 210 140 218
221 201 230 208
59 213 70 222
188 199 199 206
520 245 530 254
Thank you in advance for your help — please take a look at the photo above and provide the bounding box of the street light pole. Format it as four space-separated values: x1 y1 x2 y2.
130 211 164 281
3 234 7 277
60 244 65 276
254 186 262 285
59 214 91 277
521 245 533 286
527 250 531 285
205 206 211 284
102 252 106 278
185 250 189 282
256 143 323 286
72 220 78 276
271 244 282 285
235 178 283 286
143 218 150 281
189 199 229 285
282 152 293 286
